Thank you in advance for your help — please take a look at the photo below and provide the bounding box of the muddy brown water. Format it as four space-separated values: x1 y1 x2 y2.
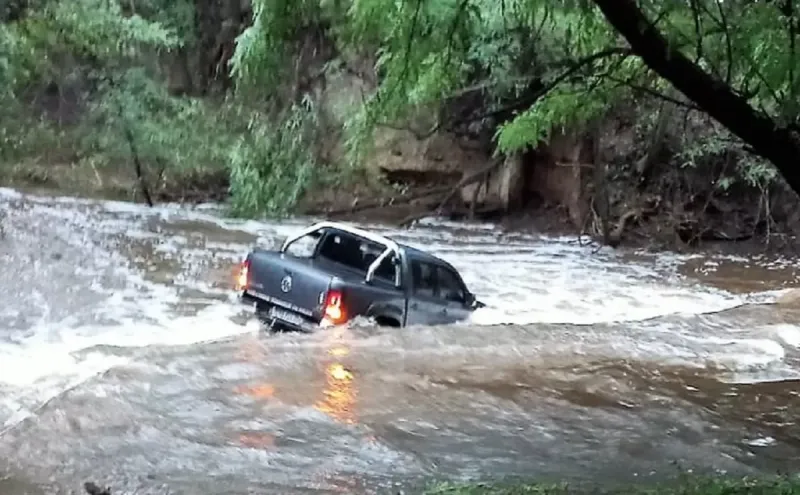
0 188 799 494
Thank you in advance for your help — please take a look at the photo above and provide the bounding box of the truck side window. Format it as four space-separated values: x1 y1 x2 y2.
285 232 321 258
373 254 398 284
411 260 436 298
436 266 466 303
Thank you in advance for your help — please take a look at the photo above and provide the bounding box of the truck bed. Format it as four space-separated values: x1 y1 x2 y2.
240 248 402 331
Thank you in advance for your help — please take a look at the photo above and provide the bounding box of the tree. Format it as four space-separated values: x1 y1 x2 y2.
0 0 253 207
231 0 797 198
591 0 800 196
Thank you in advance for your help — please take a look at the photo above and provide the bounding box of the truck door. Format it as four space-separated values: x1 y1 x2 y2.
434 264 472 324
405 259 447 326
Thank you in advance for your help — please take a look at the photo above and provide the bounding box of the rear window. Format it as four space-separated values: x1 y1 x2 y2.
317 232 397 282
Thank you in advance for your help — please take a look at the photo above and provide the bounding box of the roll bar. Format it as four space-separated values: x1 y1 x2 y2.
280 221 402 286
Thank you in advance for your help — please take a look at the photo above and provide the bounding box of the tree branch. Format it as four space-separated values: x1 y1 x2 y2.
701 0 734 85
606 75 701 111
373 47 632 141
787 0 797 106
688 0 704 63
444 47 631 101
591 0 800 196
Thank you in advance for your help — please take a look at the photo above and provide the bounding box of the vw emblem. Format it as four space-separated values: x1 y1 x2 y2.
280 275 293 293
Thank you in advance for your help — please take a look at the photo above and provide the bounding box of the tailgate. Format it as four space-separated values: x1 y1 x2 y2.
245 250 333 320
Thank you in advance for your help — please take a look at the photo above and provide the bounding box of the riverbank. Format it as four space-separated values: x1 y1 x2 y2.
21 474 798 495
423 476 800 495
2 161 798 259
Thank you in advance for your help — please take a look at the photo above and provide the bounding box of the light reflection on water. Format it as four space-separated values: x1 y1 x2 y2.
232 327 358 430
315 362 357 425
314 325 358 425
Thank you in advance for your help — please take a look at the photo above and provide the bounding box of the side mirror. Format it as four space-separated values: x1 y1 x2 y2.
465 292 475 306
465 293 484 309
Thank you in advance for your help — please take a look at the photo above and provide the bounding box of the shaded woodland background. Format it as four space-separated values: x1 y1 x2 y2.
2 0 800 248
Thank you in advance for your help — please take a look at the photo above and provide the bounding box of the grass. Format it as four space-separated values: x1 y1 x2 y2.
422 476 800 495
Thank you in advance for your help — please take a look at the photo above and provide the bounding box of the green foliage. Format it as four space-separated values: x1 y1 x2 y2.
231 0 800 196
674 117 778 192
82 69 239 175
45 0 179 62
0 107 73 163
0 19 43 96
232 0 630 155
422 475 800 495
0 25 17 94
4 0 800 216
0 0 340 216
228 96 320 217
231 0 324 92
0 0 322 215
133 0 196 43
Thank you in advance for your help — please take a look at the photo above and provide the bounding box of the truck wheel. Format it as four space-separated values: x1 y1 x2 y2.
374 315 400 327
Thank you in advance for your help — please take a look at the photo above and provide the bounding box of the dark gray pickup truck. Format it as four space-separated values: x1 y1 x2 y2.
234 221 484 331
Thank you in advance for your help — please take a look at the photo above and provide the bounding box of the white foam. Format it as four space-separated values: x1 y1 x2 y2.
746 436 777 447
0 350 131 430
706 338 786 370
2 189 784 333
2 186 799 418
468 283 745 325
771 324 800 348
0 297 253 430
64 301 251 350
0 347 130 390
0 191 264 429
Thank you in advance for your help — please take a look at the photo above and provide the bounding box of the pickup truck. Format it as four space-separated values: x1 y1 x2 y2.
234 221 485 331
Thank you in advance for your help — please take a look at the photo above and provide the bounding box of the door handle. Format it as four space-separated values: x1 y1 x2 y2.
410 303 418 309
440 308 448 314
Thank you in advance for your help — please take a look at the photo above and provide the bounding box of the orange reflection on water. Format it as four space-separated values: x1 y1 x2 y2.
234 383 275 399
314 362 357 424
235 430 276 449
235 337 268 362
328 345 349 358
329 363 352 381
314 325 358 423
233 338 276 400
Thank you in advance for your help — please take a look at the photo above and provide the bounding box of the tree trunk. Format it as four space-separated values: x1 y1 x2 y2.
592 0 800 196
194 0 227 94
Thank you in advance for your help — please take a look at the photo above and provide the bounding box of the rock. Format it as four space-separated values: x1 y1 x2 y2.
84 481 111 495
461 153 526 212
776 289 800 306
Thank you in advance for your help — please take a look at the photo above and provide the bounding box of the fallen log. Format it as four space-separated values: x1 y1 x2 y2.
397 158 505 228
397 205 500 228
307 157 503 224
431 158 503 214
305 185 453 217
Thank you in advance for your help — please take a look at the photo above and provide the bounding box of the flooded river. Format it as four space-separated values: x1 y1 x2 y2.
0 187 799 494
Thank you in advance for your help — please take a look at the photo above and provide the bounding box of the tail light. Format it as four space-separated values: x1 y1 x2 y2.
323 289 346 324
234 259 250 291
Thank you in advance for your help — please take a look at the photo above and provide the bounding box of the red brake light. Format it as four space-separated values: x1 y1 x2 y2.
323 289 346 324
234 259 250 291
